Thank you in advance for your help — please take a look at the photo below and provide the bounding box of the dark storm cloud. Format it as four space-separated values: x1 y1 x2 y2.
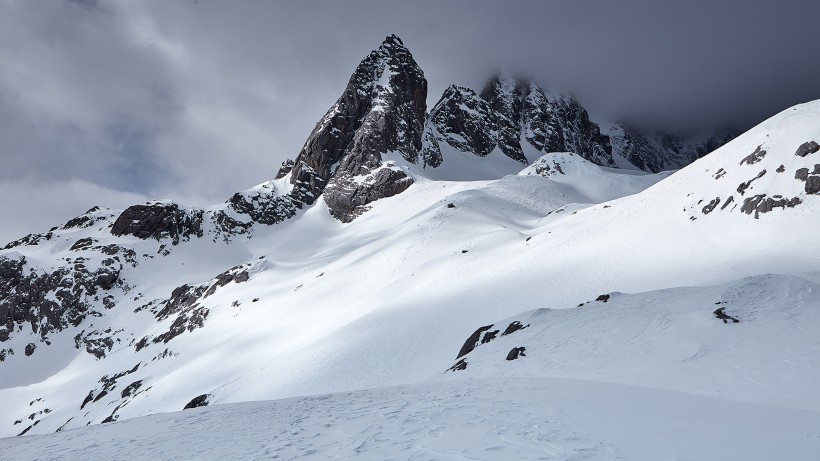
0 0 818 242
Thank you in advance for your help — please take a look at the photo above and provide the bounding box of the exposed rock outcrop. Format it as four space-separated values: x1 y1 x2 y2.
713 307 740 324
506 347 527 360
427 75 615 167
795 141 819 157
457 324 495 359
0 255 121 345
111 203 204 245
740 194 802 218
183 394 210 410
137 264 252 349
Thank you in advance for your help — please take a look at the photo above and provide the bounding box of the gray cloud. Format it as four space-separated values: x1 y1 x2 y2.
1 0 818 243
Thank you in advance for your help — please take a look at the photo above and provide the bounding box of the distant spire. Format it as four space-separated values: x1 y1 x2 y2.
382 34 404 46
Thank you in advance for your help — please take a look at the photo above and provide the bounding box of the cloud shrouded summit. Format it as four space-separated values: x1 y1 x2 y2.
0 0 819 243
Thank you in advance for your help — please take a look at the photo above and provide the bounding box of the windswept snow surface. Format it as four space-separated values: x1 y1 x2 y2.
5 378 820 461
445 273 820 411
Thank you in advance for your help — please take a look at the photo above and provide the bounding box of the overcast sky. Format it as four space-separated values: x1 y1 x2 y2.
1 0 819 243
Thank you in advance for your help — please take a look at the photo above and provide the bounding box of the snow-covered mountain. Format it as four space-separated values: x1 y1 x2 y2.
2 35 820 458
425 73 737 174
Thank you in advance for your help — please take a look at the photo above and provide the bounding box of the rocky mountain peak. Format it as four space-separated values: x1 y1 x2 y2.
284 35 426 221
427 74 614 167
426 84 526 164
379 33 404 49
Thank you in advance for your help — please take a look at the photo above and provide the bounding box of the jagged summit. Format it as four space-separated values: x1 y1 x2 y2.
284 34 427 221
380 33 404 48
427 84 527 164
426 73 615 167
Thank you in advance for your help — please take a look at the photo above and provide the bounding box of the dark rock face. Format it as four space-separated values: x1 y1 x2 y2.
62 207 102 230
138 265 251 348
448 359 468 372
739 146 766 165
421 122 443 168
69 238 94 251
506 347 527 360
737 170 766 196
151 284 209 345
427 80 527 164
74 327 122 359
702 197 721 214
220 184 302 229
480 329 499 344
0 255 121 346
2 231 54 251
281 35 427 222
24 342 36 356
428 85 500 157
120 380 143 398
796 141 820 157
519 80 613 166
274 159 295 179
78 363 142 420
183 394 210 410
501 321 529 336
542 95 614 167
481 76 528 163
427 75 615 167
614 125 655 171
457 324 494 359
80 391 94 410
595 294 611 303
806 176 820 194
111 203 204 245
740 194 802 218
713 307 739 324
324 166 413 222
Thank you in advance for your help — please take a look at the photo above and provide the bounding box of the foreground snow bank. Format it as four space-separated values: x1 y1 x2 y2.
4 377 820 461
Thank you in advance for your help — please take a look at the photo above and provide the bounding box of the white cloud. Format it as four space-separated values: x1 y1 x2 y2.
0 177 149 244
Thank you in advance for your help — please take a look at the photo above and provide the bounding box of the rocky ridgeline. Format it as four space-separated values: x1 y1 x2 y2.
426 76 614 167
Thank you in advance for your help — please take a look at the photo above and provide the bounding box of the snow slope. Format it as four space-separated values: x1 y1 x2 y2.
445 273 820 410
1 100 819 456
5 378 820 461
